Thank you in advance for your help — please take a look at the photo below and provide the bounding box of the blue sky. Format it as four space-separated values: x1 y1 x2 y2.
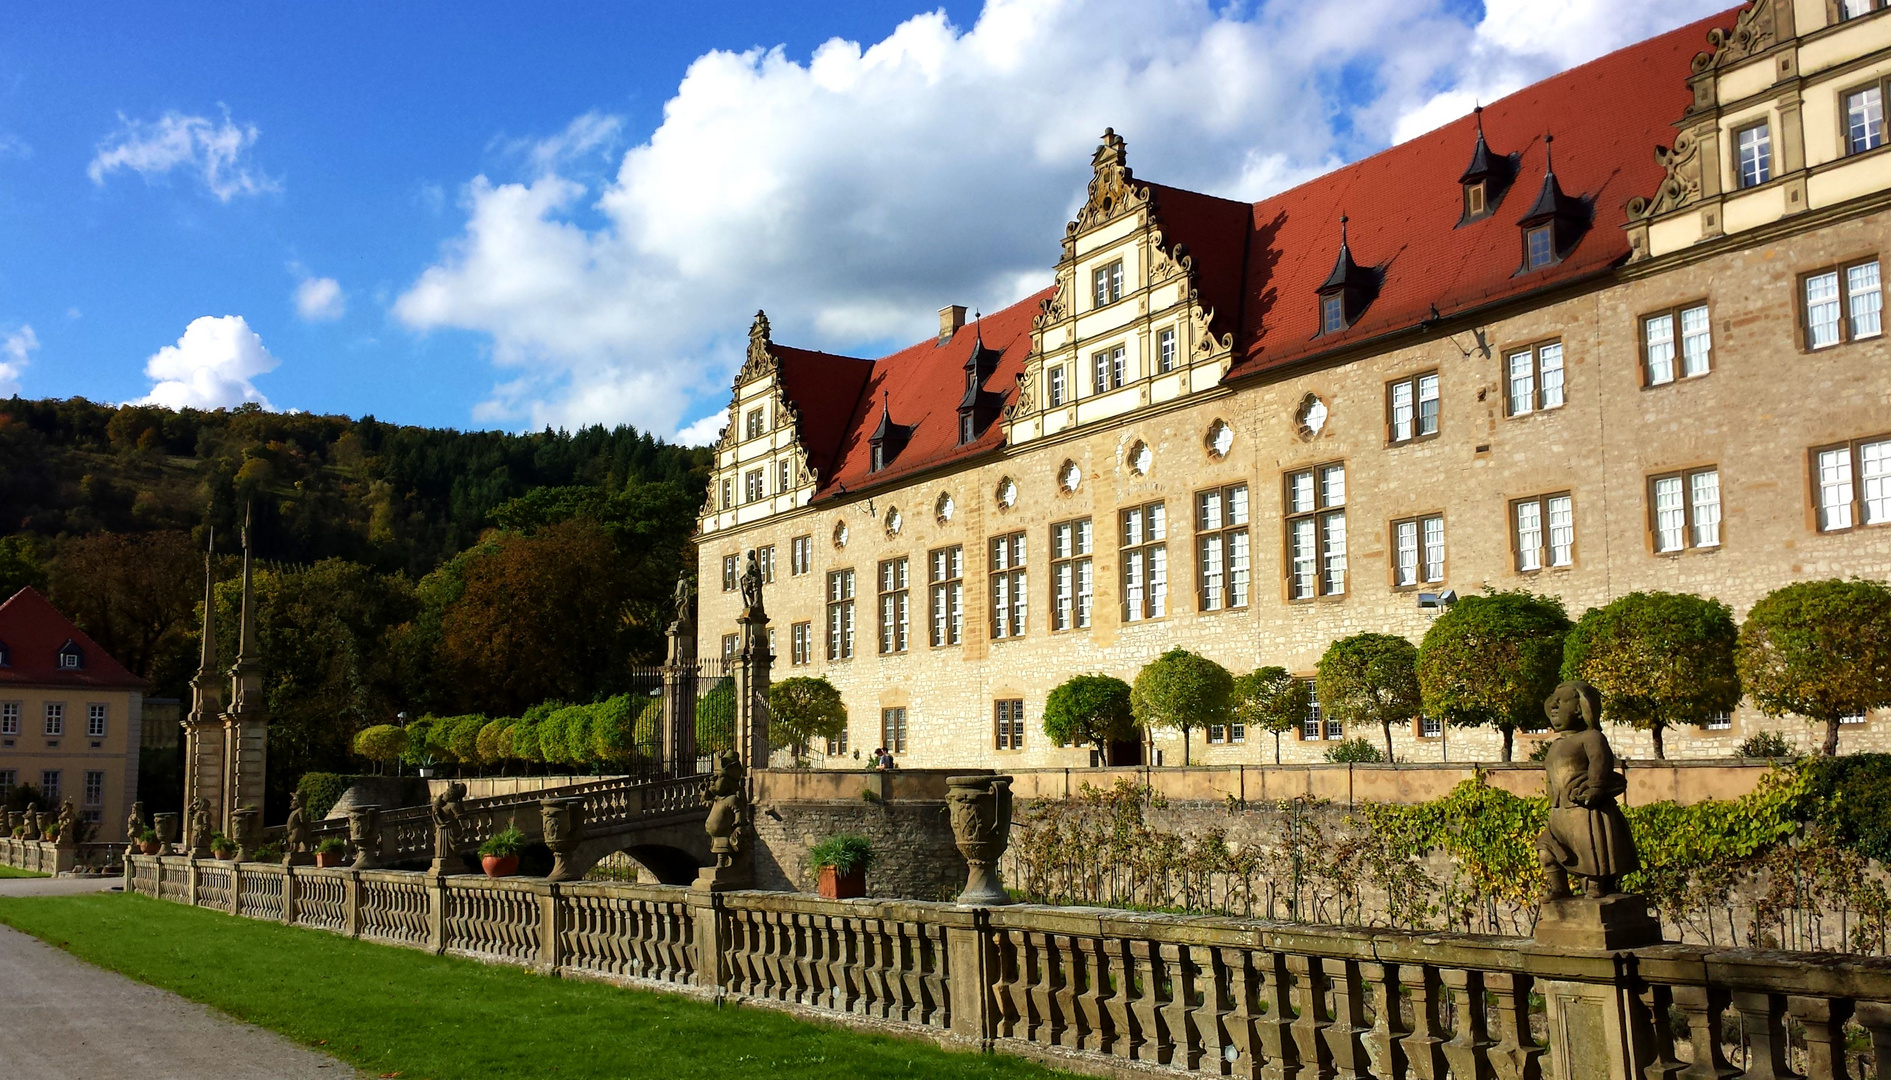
0 1 1729 442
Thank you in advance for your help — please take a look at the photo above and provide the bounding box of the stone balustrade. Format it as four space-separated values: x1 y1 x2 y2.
0 837 121 875
125 853 1891 1080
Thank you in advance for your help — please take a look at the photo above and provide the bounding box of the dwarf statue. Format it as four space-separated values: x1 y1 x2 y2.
1536 680 1640 900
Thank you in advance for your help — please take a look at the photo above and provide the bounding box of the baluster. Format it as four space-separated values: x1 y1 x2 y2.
1855 1001 1891 1080
1161 940 1197 1069
1078 936 1111 1054
856 918 884 1017
1729 991 1794 1080
796 913 818 1005
898 922 924 1023
1019 931 1048 1044
1439 968 1495 1080
1401 964 1450 1080
1786 996 1853 1080
992 928 1022 1038
1256 951 1301 1080
1032 933 1064 1048
1219 947 1264 1080
1102 937 1133 1057
1487 972 1544 1080
1049 934 1080 1049
1323 958 1373 1080
1126 938 1159 1061
1285 954 1334 1079
922 923 950 1028
1187 944 1228 1076
1364 961 1411 1080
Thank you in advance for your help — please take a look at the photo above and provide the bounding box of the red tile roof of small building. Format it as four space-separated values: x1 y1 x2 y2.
0 587 148 690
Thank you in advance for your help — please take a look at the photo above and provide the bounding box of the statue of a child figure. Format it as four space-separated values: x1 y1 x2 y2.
1536 680 1639 900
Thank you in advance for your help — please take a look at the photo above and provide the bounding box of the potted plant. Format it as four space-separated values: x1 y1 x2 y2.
209 832 236 860
314 837 346 868
479 826 526 878
138 828 161 855
808 833 874 900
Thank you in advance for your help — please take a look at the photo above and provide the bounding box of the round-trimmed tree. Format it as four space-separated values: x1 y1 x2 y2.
1316 633 1421 763
1417 590 1570 761
475 719 514 768
1231 666 1311 764
1042 674 1135 762
1737 578 1891 757
768 676 848 763
352 724 407 774
1561 591 1740 759
1130 648 1233 766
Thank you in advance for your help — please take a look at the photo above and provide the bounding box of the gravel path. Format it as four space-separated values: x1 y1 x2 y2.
0 878 361 1079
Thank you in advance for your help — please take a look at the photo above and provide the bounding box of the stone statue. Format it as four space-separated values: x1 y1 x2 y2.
427 783 465 874
283 792 313 866
20 803 38 841
739 550 765 620
54 799 78 848
671 572 694 631
540 797 586 882
694 751 749 889
1537 680 1639 900
125 801 146 851
187 797 214 858
946 774 1014 905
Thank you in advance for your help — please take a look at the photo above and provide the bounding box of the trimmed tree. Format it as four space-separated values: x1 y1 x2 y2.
352 724 407 774
1561 591 1740 760
475 719 514 769
1417 590 1570 761
1130 648 1233 766
768 676 849 763
1316 633 1421 763
696 676 737 755
1737 578 1891 756
1232 666 1311 764
1042 674 1136 762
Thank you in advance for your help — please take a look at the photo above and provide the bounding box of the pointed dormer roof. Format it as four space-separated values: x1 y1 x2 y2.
1319 216 1366 292
870 391 900 444
1459 106 1500 184
1519 135 1587 224
0 587 145 689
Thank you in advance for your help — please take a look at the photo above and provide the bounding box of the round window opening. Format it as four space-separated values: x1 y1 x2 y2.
1206 420 1235 459
935 492 956 523
1127 440 1153 476
995 477 1018 510
885 506 903 537
832 520 849 548
1058 460 1083 494
1295 394 1329 440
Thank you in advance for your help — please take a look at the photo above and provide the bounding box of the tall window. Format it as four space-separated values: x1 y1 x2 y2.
0 702 17 736
1524 226 1555 271
755 545 776 583
1091 345 1127 394
43 702 62 737
990 532 1027 640
1513 493 1576 571
745 408 765 439
1843 0 1887 18
1300 680 1337 740
0 771 12 800
791 622 811 666
1736 122 1772 188
791 535 812 576
1642 303 1712 386
1120 502 1168 621
1392 514 1446 588
1387 372 1440 443
1650 468 1721 552
825 728 848 757
1048 520 1094 632
877 558 910 654
1813 436 1891 531
83 770 104 808
825 569 856 661
1092 260 1123 308
1804 259 1883 349
777 459 792 495
881 707 908 755
1157 328 1178 374
87 704 106 738
1047 366 1067 408
995 699 1026 751
1286 464 1347 599
1196 484 1250 612
929 546 964 647
744 469 764 503
721 634 738 661
1320 293 1346 334
1506 341 1565 415
40 770 59 802
719 478 732 511
1847 84 1886 155
721 554 738 592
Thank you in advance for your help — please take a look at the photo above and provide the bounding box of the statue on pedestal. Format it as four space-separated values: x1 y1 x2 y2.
348 805 382 870
152 812 179 856
186 797 214 858
54 799 78 848
694 751 749 889
428 783 465 874
283 792 313 866
739 550 765 622
947 774 1015 905
20 804 38 841
1536 681 1639 900
231 805 261 862
125 801 146 856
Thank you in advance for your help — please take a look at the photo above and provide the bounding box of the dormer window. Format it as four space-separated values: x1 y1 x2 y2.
1515 135 1590 274
1320 294 1346 335
1525 226 1555 271
1457 107 1516 226
956 325 1004 445
1315 216 1380 335
1465 182 1486 218
868 393 910 473
57 641 83 670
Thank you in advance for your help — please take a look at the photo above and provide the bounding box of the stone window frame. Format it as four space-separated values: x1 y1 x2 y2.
0 770 12 801
1389 513 1447 590
790 621 812 667
1837 0 1891 23
86 703 107 739
1047 364 1068 408
756 545 777 584
1839 74 1889 157
1091 259 1124 310
880 707 908 755
790 535 813 576
1809 433 1891 533
721 634 738 661
1415 714 1444 740
928 545 964 648
825 726 848 758
40 770 59 803
1502 338 1566 417
994 699 1026 752
1734 119 1773 190
83 769 104 808
744 468 764 503
1194 483 1250 614
1091 344 1127 395
876 557 911 655
1284 461 1347 601
721 554 739 592
776 458 793 496
1295 677 1342 742
43 701 64 737
0 701 17 736
1799 256 1883 351
1384 370 1440 445
1048 518 1094 633
989 531 1028 641
1206 715 1245 745
1646 466 1723 555
1511 491 1577 573
1156 327 1178 374
1638 300 1713 387
744 407 766 440
1119 501 1168 623
825 568 857 662
719 477 733 511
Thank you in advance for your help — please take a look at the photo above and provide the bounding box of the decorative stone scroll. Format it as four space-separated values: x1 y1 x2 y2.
947 774 1014 906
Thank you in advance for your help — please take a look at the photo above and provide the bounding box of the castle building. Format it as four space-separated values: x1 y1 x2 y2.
0 588 146 830
697 2 1891 767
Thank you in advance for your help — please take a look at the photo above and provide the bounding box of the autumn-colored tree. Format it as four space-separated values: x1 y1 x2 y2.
1561 591 1740 759
1317 633 1421 763
1738 579 1891 756
49 530 201 683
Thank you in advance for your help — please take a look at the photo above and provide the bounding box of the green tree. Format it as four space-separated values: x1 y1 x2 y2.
475 719 515 768
768 676 848 763
1317 633 1421 763
1130 648 1233 766
1042 674 1136 762
1417 590 1570 761
1562 591 1741 760
593 694 661 767
352 725 407 773
696 677 736 755
0 533 47 599
1738 579 1891 756
1231 666 1311 765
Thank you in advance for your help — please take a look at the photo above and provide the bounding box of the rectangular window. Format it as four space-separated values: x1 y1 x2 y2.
1806 259 1886 348
43 702 63 737
1387 372 1439 443
995 699 1026 751
791 535 812 576
0 702 16 736
1848 85 1885 155
791 622 811 666
0 771 12 801
1392 514 1446 588
1525 226 1555 270
1506 341 1565 415
754 545 775 584
1737 122 1772 188
1092 260 1123 307
1642 303 1712 385
777 459 792 495
1157 328 1178 374
721 634 738 661
1514 493 1575 571
1196 484 1250 611
722 554 738 592
1420 715 1443 739
1049 519 1094 632
744 469 764 503
990 532 1027 639
87 704 106 738
825 569 856 661
881 707 908 755
1300 680 1334 740
825 727 848 757
1091 346 1126 394
928 546 964 647
1120 502 1168 621
877 558 910 654
1650 467 1721 552
83 770 104 808
1704 711 1732 731
719 478 732 511
1286 464 1346 599
1047 366 1067 408
40 770 59 802
1321 293 1346 334
1814 436 1891 531
1843 0 1886 18
745 408 764 439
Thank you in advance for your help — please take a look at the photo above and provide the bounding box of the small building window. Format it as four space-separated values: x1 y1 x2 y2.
719 478 732 511
1649 467 1722 553
825 727 848 757
84 770 104 808
1387 372 1440 443
1736 122 1772 189
1464 182 1486 218
1049 519 1093 632
994 699 1025 751
960 414 976 444
756 545 775 584
1320 293 1346 334
776 459 792 495
825 569 856 661
790 622 811 666
790 535 812 576
1513 492 1576 572
1803 259 1883 349
1286 464 1346 599
57 643 83 670
1047 366 1067 408
1419 715 1443 739
721 634 738 661
0 770 12 800
1196 484 1250 612
870 444 887 472
43 702 63 736
1842 0 1888 18
1704 711 1732 731
745 408 765 439
1505 340 1565 416
87 704 107 738
929 546 964 647
1812 436 1891 532
877 558 910 655
1120 503 1167 621
1157 328 1178 373
1299 679 1337 740
1524 225 1555 271
0 702 18 735
1391 514 1446 588
1092 260 1124 308
990 532 1028 640
1846 83 1886 155
721 554 738 592
40 770 59 803
1642 303 1712 385
881 707 908 755
1091 345 1126 394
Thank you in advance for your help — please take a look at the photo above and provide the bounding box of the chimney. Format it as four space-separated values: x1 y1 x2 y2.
938 305 967 344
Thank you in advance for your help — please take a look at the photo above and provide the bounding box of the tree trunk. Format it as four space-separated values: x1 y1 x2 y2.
1824 716 1841 757
1651 724 1666 760
1093 738 1106 766
1181 727 1191 766
1274 732 1282 765
1502 727 1514 762
1382 720 1395 764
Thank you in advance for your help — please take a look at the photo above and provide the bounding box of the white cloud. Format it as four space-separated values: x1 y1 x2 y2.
0 134 30 160
0 325 37 397
397 0 1729 440
88 108 279 202
507 110 626 176
137 315 280 410
675 410 730 447
294 275 346 321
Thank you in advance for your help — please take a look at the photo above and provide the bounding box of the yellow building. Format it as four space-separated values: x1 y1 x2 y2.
699 2 1891 767
0 588 145 834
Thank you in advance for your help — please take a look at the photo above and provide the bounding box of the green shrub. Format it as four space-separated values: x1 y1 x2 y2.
1042 674 1135 759
1561 591 1740 760
555 704 596 768
253 842 284 863
1323 737 1384 764
594 694 662 765
807 834 876 876
446 715 487 764
316 837 347 855
137 827 158 843
1738 731 1796 760
475 719 514 765
1417 589 1569 761
1799 754 1891 863
1130 648 1233 766
209 832 234 854
478 826 527 858
400 718 435 767
696 677 736 755
510 716 544 763
296 773 369 821
1317 633 1420 763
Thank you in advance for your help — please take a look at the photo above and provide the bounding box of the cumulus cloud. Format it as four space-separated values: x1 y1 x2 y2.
675 409 730 448
397 0 1730 439
88 108 279 202
0 325 37 397
137 315 280 410
294 275 346 321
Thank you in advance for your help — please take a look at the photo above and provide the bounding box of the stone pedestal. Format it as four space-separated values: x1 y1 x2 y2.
1540 978 1648 1080
1534 895 1663 951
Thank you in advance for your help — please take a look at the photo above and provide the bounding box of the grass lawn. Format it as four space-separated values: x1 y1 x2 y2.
0 865 47 878
0 892 1075 1080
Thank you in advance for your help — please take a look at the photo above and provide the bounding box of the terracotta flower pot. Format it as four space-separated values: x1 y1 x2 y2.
212 849 235 861
314 851 342 868
139 840 162 855
818 864 865 900
482 854 519 878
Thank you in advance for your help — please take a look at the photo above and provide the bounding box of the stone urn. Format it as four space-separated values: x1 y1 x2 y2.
946 774 1014 906
541 797 586 882
152 812 179 856
347 805 382 870
230 806 262 862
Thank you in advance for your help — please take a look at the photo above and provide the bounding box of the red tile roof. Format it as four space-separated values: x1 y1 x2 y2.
0 587 148 690
772 344 875 483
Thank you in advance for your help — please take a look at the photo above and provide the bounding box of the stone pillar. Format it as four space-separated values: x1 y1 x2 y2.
947 775 1014 905
1539 974 1655 1080
282 866 298 926
732 550 771 774
426 873 446 954
343 869 362 939
686 888 728 995
946 909 997 1049
661 572 698 776
536 882 564 976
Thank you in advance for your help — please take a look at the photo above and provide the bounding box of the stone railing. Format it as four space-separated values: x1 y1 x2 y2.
0 837 122 875
125 853 1891 1079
